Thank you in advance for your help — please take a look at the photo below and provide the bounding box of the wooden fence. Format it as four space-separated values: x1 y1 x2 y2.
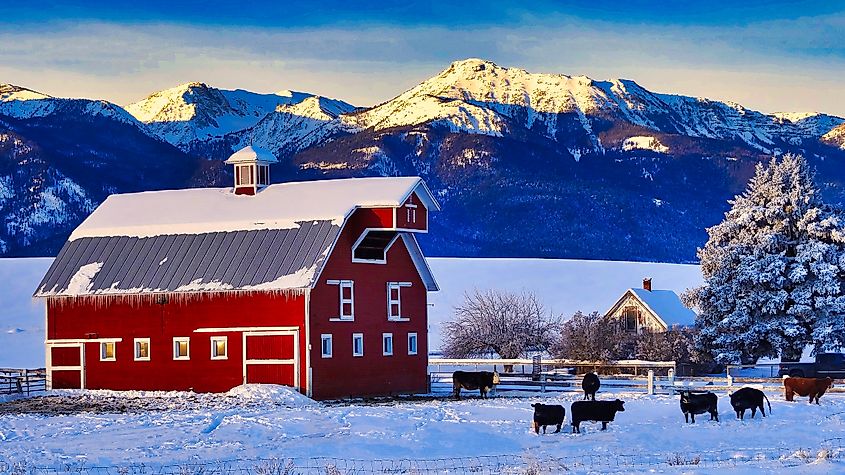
0 368 46 396
428 358 845 396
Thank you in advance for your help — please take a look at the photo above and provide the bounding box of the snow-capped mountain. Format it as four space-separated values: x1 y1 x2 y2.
229 96 357 158
3 58 845 262
1 84 140 125
125 82 353 151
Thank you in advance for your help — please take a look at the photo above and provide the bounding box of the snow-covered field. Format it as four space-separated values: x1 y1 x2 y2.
1 257 701 367
1 385 843 473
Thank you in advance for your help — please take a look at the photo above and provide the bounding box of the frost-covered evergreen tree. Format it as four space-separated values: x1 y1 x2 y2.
688 154 845 363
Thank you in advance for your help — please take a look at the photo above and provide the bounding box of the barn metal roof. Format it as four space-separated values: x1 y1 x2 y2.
35 220 340 297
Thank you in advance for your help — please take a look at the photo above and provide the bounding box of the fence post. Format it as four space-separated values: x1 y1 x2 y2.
667 368 675 391
647 370 655 395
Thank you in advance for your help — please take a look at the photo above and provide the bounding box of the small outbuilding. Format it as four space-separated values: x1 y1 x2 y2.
34 146 439 400
604 278 697 333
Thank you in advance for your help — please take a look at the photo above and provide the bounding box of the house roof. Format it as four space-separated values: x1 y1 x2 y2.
606 288 697 328
35 177 440 297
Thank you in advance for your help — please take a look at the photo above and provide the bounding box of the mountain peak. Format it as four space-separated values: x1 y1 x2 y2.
0 84 52 101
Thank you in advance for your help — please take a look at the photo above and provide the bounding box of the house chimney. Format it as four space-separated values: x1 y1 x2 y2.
224 146 278 195
643 278 652 291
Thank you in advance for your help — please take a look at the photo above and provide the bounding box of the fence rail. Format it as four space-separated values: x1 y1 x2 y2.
0 368 46 396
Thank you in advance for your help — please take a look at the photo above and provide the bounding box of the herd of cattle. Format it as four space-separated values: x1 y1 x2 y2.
451 370 836 434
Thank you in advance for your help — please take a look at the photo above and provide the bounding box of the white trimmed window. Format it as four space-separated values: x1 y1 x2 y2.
352 333 364 357
210 336 227 360
173 337 190 360
321 334 333 358
328 280 355 320
405 204 417 223
134 338 150 361
382 333 394 356
408 333 418 355
100 342 116 362
257 164 269 186
387 282 412 321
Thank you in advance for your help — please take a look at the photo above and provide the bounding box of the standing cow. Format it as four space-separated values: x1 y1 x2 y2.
729 387 771 420
570 399 625 433
531 403 566 434
582 373 600 401
452 371 500 399
679 391 719 423
783 376 833 404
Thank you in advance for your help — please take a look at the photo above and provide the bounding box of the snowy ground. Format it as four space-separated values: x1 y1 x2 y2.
1 257 702 367
0 385 842 473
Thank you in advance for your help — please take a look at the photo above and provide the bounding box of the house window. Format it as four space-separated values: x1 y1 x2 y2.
623 307 638 332
352 230 398 262
321 334 333 358
327 280 355 320
134 338 150 361
210 336 227 360
352 333 364 357
236 164 253 186
405 204 417 224
100 342 116 362
383 333 394 356
173 337 190 360
387 282 412 320
408 333 418 355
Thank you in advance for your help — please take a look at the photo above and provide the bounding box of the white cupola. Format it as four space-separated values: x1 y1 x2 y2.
224 146 278 195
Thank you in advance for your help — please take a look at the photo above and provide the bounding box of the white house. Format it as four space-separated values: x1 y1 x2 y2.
604 278 697 333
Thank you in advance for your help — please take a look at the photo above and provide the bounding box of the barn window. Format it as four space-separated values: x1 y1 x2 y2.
134 338 150 361
623 307 638 332
210 336 227 360
321 334 333 358
352 333 364 357
236 164 253 186
382 333 394 356
352 230 398 263
257 164 269 186
100 342 116 362
405 204 417 224
387 282 412 320
173 337 190 360
408 333 418 355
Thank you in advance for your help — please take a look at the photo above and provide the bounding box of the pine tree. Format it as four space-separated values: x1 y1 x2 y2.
689 154 845 363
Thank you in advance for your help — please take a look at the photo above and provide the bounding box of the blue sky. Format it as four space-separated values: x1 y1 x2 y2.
3 1 845 115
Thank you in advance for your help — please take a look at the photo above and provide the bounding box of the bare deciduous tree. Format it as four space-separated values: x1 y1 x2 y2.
441 289 561 362
553 311 636 361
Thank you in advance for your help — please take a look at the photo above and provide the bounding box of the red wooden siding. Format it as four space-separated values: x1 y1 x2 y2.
309 207 429 400
52 370 82 389
395 192 427 231
46 292 307 393
51 346 80 366
245 334 296 360
246 365 295 385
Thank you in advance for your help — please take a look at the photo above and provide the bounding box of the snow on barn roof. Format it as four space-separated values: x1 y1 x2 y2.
36 177 439 297
69 176 438 240
628 288 697 327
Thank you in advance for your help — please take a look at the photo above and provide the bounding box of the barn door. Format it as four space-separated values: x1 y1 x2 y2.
243 330 299 389
47 343 85 389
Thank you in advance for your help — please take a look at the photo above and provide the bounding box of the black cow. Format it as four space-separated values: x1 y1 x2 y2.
531 403 565 434
679 391 719 423
452 371 500 399
729 387 771 420
582 373 600 401
570 399 625 433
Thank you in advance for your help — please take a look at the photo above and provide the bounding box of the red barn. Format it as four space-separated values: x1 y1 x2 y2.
34 146 440 400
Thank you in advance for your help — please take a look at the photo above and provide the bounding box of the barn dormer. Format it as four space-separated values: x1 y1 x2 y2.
225 146 278 195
